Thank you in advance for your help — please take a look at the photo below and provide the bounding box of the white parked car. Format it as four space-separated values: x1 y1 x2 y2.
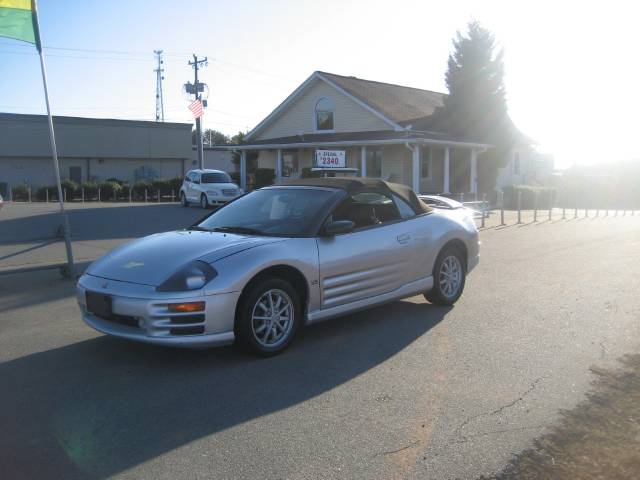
179 169 243 208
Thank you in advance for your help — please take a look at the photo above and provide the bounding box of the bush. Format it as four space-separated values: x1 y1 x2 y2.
105 177 126 186
98 181 123 200
80 182 99 200
254 168 275 188
11 184 29 201
60 179 79 201
229 172 240 185
168 177 183 195
300 167 321 179
132 181 149 200
150 179 171 196
502 185 556 209
36 185 58 202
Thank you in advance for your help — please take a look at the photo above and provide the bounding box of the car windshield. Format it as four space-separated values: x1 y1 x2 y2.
200 172 232 184
197 188 335 237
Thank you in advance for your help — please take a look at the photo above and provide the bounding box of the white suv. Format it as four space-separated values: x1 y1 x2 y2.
179 169 243 208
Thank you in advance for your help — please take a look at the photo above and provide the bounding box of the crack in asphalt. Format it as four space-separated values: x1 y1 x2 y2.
377 440 420 457
454 377 545 437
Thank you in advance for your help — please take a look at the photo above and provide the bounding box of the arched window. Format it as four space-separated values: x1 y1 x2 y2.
315 97 334 131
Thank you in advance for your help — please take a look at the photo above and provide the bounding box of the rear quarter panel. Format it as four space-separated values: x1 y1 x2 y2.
412 211 479 275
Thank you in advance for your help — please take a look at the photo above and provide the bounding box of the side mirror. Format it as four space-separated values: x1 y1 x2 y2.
322 220 355 236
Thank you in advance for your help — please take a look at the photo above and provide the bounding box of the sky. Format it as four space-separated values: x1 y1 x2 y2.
1 0 639 168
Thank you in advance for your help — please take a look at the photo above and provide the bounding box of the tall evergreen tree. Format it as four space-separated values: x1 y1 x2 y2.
443 21 517 193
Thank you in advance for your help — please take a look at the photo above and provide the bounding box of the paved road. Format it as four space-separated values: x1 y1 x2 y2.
0 207 639 479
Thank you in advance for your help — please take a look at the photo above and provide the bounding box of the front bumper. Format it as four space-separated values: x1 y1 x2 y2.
206 194 240 205
77 274 239 348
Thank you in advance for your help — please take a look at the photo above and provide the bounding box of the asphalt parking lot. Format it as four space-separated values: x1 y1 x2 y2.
1 203 639 479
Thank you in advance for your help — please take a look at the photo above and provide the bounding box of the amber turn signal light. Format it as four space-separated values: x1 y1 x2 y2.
167 301 205 313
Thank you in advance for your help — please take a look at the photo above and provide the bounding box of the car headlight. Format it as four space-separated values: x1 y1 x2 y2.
156 260 217 292
206 190 219 196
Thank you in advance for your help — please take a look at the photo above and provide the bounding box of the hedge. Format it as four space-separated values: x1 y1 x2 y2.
11 184 29 201
502 185 556 209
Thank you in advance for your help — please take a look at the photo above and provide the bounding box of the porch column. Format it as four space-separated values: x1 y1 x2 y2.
276 149 282 183
443 147 450 194
470 148 478 194
411 144 420 193
360 146 367 177
240 150 247 190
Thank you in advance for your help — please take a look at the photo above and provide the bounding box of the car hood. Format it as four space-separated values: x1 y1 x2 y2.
201 182 239 190
86 230 283 286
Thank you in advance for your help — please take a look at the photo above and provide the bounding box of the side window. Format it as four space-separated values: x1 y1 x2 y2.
392 194 416 219
192 173 201 184
332 190 401 229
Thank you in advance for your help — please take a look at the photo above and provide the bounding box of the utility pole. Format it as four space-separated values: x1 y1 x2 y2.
154 50 165 122
188 54 208 169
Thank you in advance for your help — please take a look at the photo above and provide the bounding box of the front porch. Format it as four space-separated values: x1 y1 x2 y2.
235 138 487 197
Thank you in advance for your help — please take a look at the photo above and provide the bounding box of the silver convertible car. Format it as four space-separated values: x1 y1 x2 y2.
77 178 479 356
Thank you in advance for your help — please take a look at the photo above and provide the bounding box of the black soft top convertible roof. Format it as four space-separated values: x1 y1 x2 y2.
279 177 432 214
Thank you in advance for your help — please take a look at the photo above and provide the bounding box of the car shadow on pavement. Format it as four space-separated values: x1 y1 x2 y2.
0 300 450 479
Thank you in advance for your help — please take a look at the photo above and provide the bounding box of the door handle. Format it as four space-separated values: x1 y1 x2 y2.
396 233 411 244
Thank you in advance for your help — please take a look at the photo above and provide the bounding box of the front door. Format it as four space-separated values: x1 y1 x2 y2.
69 166 82 184
316 189 415 309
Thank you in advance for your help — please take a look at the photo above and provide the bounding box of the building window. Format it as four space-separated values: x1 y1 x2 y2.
282 152 299 177
513 152 520 175
421 147 432 179
315 97 334 131
366 149 383 178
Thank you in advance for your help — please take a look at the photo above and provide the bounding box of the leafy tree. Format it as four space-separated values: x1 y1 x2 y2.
192 128 230 146
443 21 518 193
230 131 258 173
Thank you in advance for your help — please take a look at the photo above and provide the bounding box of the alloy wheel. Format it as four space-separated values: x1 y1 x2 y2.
250 289 294 348
439 255 462 298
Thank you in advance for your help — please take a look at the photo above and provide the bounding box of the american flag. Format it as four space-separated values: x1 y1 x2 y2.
188 99 204 118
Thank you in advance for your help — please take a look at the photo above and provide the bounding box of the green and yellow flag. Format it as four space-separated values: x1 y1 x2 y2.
0 0 41 49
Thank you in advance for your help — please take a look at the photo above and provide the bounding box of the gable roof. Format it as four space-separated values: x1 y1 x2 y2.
317 72 445 125
245 71 447 141
244 70 532 146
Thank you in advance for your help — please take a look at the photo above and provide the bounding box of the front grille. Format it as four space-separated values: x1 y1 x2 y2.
222 189 237 196
109 314 139 329
169 314 205 325
170 326 205 335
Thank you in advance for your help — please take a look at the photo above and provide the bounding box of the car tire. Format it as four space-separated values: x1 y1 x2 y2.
424 245 466 305
200 193 208 209
236 277 301 357
180 192 188 207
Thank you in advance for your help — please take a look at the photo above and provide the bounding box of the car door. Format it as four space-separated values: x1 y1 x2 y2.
316 189 416 309
189 173 201 201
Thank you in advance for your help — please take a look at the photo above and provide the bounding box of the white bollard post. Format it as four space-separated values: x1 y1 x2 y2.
28 186 32 203
157 190 161 203
533 192 538 222
129 187 132 203
98 188 101 202
145 189 148 203
481 193 486 228
517 191 522 224
64 188 67 202
500 191 505 226
82 187 85 203
46 189 49 203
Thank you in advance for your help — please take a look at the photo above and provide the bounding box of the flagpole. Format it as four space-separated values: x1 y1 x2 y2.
32 0 75 278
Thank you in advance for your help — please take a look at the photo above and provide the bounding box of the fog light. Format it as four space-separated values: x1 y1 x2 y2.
167 302 205 313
